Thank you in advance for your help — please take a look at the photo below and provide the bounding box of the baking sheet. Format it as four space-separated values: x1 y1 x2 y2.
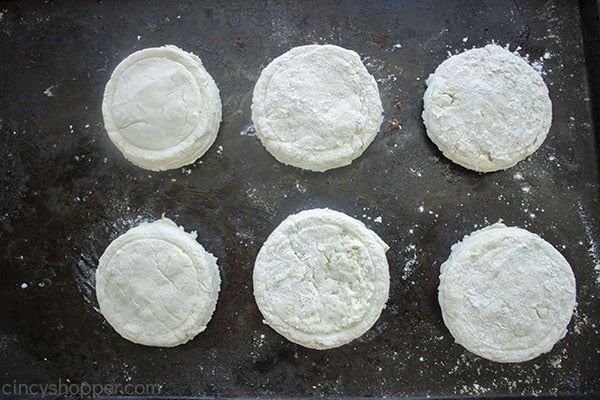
0 0 599 397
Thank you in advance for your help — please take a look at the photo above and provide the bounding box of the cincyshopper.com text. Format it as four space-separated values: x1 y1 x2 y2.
2 379 162 396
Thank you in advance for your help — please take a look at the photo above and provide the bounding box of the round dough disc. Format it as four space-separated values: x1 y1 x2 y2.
253 208 390 349
251 44 384 172
438 223 576 362
102 45 222 171
422 45 552 172
96 218 221 347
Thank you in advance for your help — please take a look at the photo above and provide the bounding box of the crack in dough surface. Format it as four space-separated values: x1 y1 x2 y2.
253 208 389 349
422 45 552 172
102 45 222 171
96 218 220 347
251 44 384 172
438 223 576 363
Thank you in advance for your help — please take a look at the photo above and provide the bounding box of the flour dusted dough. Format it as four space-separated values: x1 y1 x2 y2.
251 44 384 172
253 208 390 349
422 45 552 172
438 223 576 362
96 218 220 347
102 45 222 171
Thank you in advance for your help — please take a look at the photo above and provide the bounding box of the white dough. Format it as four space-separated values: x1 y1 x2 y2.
422 45 552 172
251 44 384 172
102 45 222 171
438 223 576 363
96 218 221 347
253 208 390 349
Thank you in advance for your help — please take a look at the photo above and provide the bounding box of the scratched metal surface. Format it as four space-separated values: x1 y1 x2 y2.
0 0 599 397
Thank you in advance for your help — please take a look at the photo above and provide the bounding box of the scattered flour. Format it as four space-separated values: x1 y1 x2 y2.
44 85 56 97
294 180 307 194
401 244 418 280
240 124 256 137
577 201 600 284
253 331 266 348
409 167 423 177
376 74 397 84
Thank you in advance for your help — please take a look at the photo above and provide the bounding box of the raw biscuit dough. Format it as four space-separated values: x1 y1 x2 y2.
96 218 221 347
438 223 576 363
253 208 390 349
251 44 384 172
102 45 222 171
422 44 552 172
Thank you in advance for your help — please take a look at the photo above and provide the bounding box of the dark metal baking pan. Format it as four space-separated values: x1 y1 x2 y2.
1 0 598 397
